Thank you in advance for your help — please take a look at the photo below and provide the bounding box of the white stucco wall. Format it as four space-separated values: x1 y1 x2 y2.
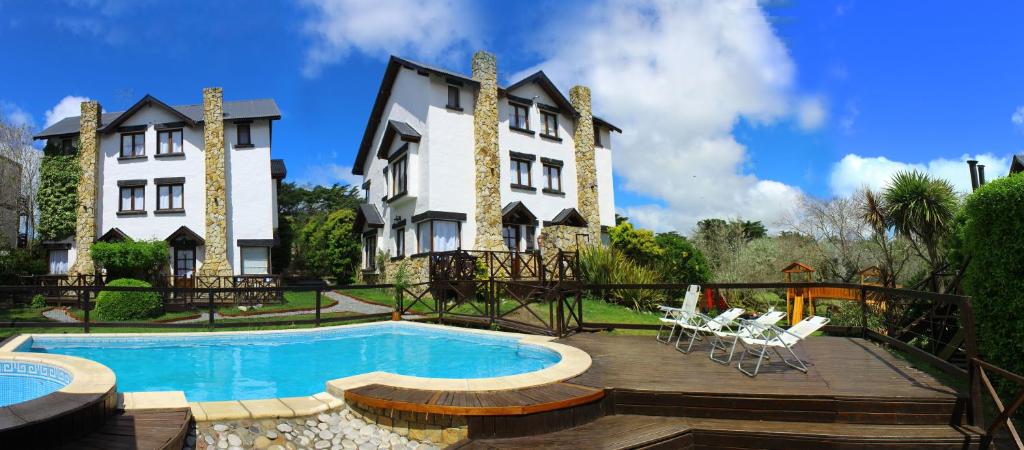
226 119 276 272
595 145 616 228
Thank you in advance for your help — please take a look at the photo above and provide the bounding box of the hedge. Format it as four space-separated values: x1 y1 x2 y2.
37 154 80 240
960 173 1024 393
91 240 169 280
94 278 162 321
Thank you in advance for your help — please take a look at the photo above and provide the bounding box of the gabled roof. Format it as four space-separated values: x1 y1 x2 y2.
271 159 287 180
97 227 129 243
781 262 815 273
166 226 205 245
502 71 575 114
545 208 588 227
352 55 622 176
354 203 385 232
1011 154 1024 174
34 98 281 140
99 94 195 134
375 120 421 159
502 201 538 226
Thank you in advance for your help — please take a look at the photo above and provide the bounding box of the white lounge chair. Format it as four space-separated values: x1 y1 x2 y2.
708 310 787 365
675 307 746 354
736 315 831 377
655 285 701 344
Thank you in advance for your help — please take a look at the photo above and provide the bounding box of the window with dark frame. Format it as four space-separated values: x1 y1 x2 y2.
157 184 184 210
394 228 405 258
594 126 602 147
237 123 252 147
447 85 460 109
119 186 144 212
502 225 520 251
510 158 532 187
544 164 562 192
390 155 407 197
120 132 145 158
240 247 270 275
541 111 558 137
525 226 536 251
416 220 461 253
364 235 377 270
510 103 530 130
157 129 183 155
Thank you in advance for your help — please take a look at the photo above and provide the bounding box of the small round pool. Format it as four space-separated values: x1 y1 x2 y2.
0 360 72 407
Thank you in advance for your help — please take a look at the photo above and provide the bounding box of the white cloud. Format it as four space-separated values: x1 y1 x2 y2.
1012 106 1024 128
513 0 808 233
1 101 34 128
829 153 1012 197
299 163 365 189
44 95 90 128
299 0 480 77
796 96 827 130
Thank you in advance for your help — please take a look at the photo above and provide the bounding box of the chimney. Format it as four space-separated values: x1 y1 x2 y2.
569 85 602 240
198 87 232 275
967 160 979 191
978 164 987 186
69 100 101 276
470 51 505 251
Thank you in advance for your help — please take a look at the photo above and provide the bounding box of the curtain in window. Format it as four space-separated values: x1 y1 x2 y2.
49 250 68 275
418 223 431 253
172 185 183 208
240 247 269 274
120 188 131 210
133 188 144 209
433 220 459 251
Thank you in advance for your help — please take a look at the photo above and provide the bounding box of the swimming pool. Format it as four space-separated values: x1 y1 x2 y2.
0 359 72 407
14 323 563 402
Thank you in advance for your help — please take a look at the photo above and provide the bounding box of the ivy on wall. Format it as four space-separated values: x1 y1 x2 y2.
37 152 80 240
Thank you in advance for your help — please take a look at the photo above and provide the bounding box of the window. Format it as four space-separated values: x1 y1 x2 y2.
394 228 405 258
594 126 602 147
525 226 536 251
363 182 370 203
157 184 184 210
364 235 377 270
544 164 562 192
120 132 145 158
49 249 69 275
390 155 407 197
60 137 75 152
237 123 252 147
157 130 183 155
541 111 558 138
447 85 461 109
240 246 269 275
502 225 520 251
119 186 145 212
416 220 461 253
174 248 195 277
510 103 530 130
510 158 532 187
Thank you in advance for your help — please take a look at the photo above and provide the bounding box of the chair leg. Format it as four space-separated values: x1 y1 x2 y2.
656 322 676 344
677 328 702 354
708 334 736 364
737 343 768 377
775 344 808 373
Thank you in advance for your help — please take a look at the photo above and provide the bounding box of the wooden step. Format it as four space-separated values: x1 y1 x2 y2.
451 414 983 450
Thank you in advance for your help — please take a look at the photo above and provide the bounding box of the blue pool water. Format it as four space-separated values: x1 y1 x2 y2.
19 323 560 401
0 360 72 406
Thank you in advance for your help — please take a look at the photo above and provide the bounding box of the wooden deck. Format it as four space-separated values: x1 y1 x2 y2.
345 382 604 416
60 408 192 450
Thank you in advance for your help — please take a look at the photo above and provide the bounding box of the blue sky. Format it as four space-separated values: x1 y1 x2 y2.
1 0 1021 233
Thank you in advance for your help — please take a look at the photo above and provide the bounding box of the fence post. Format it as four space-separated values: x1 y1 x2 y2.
82 287 90 334
208 289 215 328
556 288 565 337
960 297 982 426
859 286 868 338
315 288 322 327
394 287 404 321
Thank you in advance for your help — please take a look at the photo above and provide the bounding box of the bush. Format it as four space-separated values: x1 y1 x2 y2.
0 246 47 284
94 278 162 321
91 240 169 280
960 173 1024 395
654 232 712 285
30 294 46 309
295 209 360 283
579 245 662 310
608 221 663 267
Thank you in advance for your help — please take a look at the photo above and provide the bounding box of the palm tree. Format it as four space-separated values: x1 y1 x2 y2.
882 170 958 289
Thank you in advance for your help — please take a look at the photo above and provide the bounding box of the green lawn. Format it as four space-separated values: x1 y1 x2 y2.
0 306 51 322
215 291 337 316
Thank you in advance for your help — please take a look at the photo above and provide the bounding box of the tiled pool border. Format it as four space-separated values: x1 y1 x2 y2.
0 352 116 432
1 321 592 422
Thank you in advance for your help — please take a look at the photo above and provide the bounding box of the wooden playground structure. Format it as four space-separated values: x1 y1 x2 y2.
782 263 888 324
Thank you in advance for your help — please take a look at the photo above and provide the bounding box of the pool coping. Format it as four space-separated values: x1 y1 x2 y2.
0 352 116 431
2 321 593 422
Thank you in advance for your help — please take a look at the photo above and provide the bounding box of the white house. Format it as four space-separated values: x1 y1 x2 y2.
352 52 619 280
33 89 286 279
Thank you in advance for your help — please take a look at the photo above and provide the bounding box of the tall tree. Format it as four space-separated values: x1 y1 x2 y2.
0 112 41 246
883 170 958 289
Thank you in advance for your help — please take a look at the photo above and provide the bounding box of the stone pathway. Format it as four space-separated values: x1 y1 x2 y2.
42 307 78 323
188 408 440 450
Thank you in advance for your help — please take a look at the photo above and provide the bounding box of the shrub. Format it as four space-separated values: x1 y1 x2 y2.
653 232 712 285
0 246 47 284
94 278 162 321
608 221 663 267
296 209 360 283
960 173 1024 395
579 245 662 310
30 294 46 309
91 240 169 280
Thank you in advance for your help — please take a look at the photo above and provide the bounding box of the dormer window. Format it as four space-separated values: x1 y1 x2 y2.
236 122 252 148
120 132 145 158
510 103 530 131
446 85 461 110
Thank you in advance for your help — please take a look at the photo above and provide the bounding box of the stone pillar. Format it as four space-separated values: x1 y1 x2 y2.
198 87 232 276
471 51 505 251
570 86 602 241
69 101 100 276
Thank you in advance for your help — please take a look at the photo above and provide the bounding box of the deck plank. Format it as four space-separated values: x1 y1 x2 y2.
60 408 192 450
